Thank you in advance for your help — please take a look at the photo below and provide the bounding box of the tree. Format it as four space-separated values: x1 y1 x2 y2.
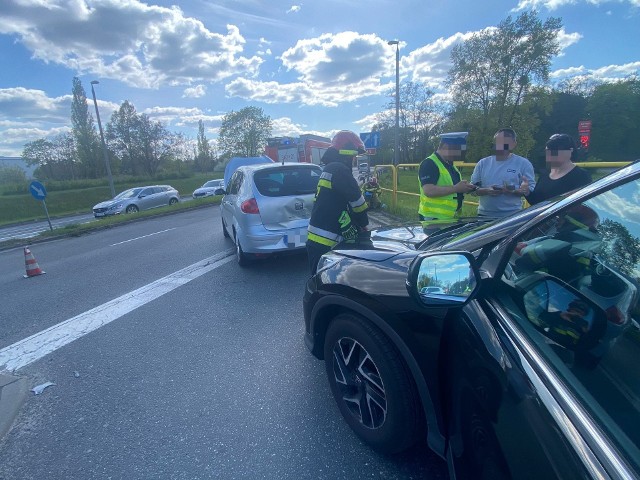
137 114 184 176
447 11 562 159
21 133 78 180
598 219 640 277
106 100 141 175
218 107 272 159
195 120 216 171
586 77 640 162
71 77 100 178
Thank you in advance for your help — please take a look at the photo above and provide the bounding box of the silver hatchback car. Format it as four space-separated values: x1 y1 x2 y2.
92 185 180 218
221 163 322 266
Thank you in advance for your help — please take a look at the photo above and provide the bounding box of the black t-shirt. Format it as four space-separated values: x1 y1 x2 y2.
527 166 592 205
419 153 463 209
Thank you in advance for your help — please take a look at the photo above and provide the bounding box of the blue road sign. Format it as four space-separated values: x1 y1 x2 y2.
360 132 380 149
29 181 47 200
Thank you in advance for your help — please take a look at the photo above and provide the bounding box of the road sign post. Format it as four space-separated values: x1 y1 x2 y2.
29 181 53 232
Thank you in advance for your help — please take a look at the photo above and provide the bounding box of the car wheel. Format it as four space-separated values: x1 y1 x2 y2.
234 231 251 267
323 313 423 454
125 205 139 214
169 198 178 206
222 217 230 238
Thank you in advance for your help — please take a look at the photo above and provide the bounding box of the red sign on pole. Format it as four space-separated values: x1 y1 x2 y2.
578 120 592 133
366 148 377 156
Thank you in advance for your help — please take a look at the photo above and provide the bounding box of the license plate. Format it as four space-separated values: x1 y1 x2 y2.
285 229 307 248
95 212 105 217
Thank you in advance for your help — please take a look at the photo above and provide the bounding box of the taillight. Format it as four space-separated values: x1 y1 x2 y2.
240 198 260 214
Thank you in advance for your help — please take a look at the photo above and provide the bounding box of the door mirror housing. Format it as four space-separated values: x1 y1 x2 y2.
407 251 480 307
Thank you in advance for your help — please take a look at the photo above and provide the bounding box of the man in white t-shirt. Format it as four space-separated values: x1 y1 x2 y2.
471 128 536 218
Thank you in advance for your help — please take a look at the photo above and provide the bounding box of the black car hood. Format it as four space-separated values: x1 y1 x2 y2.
333 206 550 262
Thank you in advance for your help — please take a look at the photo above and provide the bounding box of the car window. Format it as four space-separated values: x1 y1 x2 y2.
498 178 640 468
228 171 242 195
253 167 321 197
140 188 154 197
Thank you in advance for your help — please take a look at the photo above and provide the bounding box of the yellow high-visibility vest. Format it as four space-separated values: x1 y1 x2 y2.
418 154 460 219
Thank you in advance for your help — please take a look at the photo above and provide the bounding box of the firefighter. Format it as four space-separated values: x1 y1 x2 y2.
307 130 369 274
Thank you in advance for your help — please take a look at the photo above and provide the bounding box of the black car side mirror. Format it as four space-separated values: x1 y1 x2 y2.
407 251 480 307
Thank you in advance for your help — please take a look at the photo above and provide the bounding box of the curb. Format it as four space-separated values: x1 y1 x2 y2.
0 373 28 440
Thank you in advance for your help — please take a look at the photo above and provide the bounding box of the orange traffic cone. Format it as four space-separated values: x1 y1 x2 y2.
23 247 45 278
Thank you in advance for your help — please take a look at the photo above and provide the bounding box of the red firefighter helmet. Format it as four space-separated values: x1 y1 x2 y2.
331 130 366 157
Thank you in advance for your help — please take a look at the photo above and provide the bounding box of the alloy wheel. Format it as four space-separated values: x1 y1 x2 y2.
331 336 387 429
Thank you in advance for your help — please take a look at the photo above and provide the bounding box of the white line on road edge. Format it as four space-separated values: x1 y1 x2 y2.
0 249 235 372
110 228 176 246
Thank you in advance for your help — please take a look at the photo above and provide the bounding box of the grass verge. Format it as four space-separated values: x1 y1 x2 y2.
0 196 221 251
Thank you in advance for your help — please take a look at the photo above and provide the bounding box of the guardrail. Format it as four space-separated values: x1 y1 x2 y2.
373 161 633 211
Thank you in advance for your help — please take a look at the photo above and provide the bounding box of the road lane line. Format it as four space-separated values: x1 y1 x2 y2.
110 228 177 246
0 249 235 372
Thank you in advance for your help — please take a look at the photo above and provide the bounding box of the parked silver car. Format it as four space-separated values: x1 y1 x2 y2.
92 185 180 218
192 179 225 198
221 163 322 266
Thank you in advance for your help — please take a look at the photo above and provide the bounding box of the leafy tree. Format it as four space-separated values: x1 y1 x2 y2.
195 120 216 171
106 100 141 175
378 82 446 163
137 114 184 176
598 219 640 277
586 77 640 162
447 11 562 159
71 77 100 178
22 133 78 180
218 106 272 159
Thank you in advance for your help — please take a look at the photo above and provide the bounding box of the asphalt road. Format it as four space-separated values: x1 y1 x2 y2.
0 207 447 480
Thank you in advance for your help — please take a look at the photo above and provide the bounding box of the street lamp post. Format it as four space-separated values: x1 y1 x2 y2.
388 40 400 166
90 80 115 198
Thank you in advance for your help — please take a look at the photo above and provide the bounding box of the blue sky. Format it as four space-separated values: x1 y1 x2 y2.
0 0 638 157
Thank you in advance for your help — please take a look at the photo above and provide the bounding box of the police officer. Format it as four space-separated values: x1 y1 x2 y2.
418 132 476 220
307 130 369 274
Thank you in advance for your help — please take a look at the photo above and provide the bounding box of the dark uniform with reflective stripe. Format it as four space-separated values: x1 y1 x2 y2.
307 148 369 274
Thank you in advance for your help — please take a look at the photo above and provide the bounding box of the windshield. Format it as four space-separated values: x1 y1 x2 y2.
203 180 222 188
114 188 142 200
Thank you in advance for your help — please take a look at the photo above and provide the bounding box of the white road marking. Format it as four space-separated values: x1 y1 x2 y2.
110 228 176 246
0 249 235 372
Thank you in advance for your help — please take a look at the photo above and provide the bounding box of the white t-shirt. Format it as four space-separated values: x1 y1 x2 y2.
470 154 536 218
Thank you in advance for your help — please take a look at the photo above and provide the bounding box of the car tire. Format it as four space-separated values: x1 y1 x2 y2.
222 217 230 238
169 198 178 206
323 313 423 454
125 205 139 214
234 231 251 267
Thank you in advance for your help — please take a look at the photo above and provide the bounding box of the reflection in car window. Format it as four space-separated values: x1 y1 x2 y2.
254 167 321 197
228 172 242 195
115 188 142 199
499 178 640 468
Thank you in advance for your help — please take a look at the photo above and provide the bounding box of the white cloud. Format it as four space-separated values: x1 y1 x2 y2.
551 61 640 80
556 28 582 54
226 32 392 106
0 0 263 88
183 85 207 98
513 0 640 11
286 5 302 14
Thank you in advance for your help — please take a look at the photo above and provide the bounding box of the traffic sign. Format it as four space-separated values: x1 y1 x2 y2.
29 181 47 200
366 148 377 156
578 120 592 133
360 132 380 149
